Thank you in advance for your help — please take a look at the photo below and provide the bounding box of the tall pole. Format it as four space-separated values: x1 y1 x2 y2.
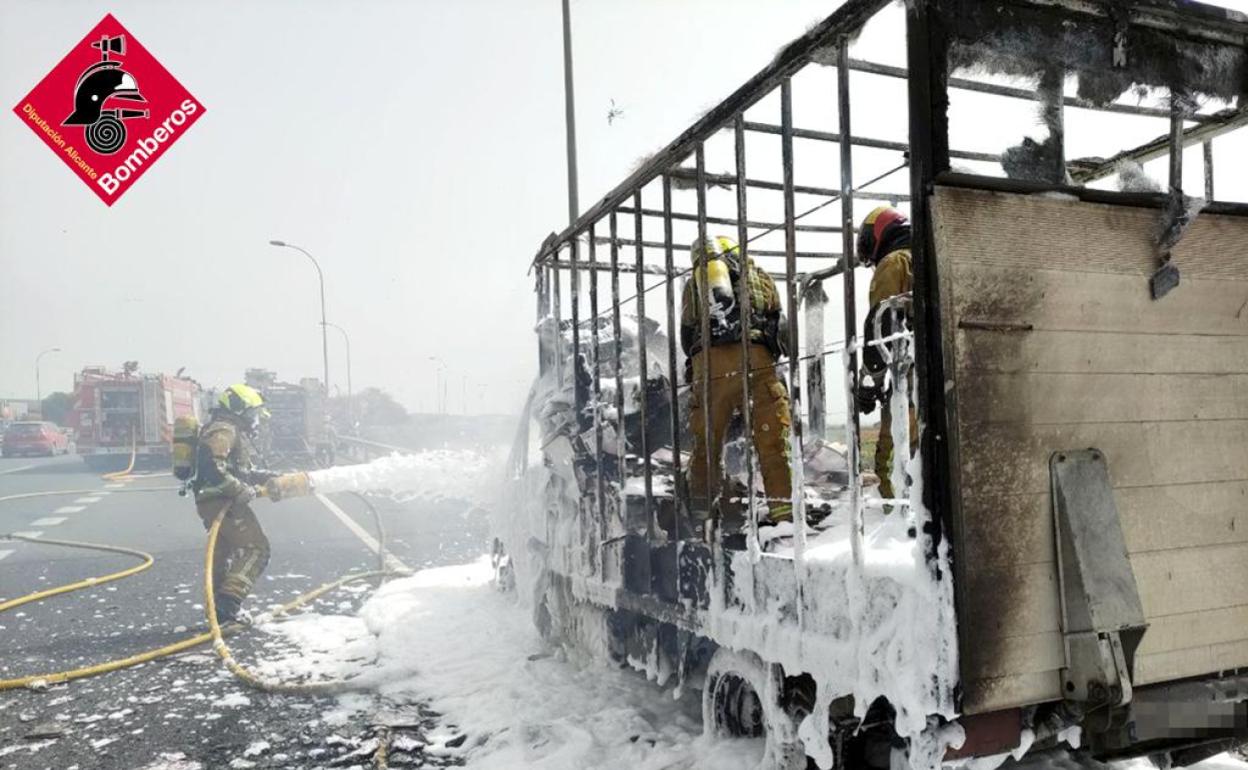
324 322 352 428
427 356 447 415
35 347 61 412
269 241 330 396
561 0 579 224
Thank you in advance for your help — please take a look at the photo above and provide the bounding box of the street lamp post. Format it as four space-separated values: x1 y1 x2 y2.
427 356 447 415
323 321 352 429
35 347 61 414
269 240 330 396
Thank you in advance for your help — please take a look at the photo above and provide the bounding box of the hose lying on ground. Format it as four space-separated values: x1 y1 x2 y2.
100 428 138 480
0 482 405 695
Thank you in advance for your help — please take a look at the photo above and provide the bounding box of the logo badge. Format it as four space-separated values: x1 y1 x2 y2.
12 14 205 205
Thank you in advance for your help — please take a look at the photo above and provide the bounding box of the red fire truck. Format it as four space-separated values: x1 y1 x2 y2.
70 364 201 471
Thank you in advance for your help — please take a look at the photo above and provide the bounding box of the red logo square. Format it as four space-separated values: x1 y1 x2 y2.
12 14 205 205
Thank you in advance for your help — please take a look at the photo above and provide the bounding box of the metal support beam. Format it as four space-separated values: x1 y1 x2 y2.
734 115 759 555
634 193 654 541
837 42 863 567
781 78 808 568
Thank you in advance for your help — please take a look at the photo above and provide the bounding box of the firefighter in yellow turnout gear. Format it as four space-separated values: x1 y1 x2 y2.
193 384 278 624
681 236 793 525
854 207 918 502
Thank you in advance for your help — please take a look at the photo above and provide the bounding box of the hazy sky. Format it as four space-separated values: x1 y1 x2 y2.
3 0 1246 415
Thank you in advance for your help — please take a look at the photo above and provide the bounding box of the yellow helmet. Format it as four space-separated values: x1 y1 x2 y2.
689 235 740 265
218 383 267 418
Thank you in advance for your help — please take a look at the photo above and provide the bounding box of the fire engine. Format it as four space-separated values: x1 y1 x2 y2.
70 363 201 471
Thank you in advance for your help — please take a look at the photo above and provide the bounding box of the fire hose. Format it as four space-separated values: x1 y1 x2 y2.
99 427 137 480
0 478 408 741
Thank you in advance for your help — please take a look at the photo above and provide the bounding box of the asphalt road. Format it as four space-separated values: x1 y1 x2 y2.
0 453 488 769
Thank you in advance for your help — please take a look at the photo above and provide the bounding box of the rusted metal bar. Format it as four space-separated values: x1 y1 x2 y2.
1039 66 1066 185
590 236 840 260
734 115 759 555
781 78 808 567
552 253 564 388
536 270 548 376
662 176 684 536
742 120 1001 163
1169 99 1184 193
696 144 714 535
1069 106 1248 184
838 42 863 567
570 240 582 422
804 282 827 441
531 0 894 263
634 193 655 541
610 212 626 525
589 224 606 574
1204 140 1215 201
845 57 1210 123
617 205 842 233
668 168 909 202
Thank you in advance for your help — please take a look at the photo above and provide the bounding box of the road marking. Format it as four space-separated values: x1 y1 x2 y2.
314 492 409 572
104 483 125 489
0 550 13 561
10 531 42 539
0 465 34 475
74 496 104 504
29 517 67 527
53 506 85 514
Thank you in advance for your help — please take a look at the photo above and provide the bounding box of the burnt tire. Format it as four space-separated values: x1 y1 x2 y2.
703 648 805 770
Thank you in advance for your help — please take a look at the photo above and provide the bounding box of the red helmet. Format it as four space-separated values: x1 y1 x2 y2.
855 206 909 265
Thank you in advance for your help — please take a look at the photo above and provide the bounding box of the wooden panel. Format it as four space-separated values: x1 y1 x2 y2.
959 372 1248 425
933 187 1248 282
962 669 1063 717
1137 639 1248 685
1133 543 1248 620
960 482 1248 573
955 328 1248 375
950 262 1248 338
963 631 1064 682
1142 606 1248 656
934 187 1248 714
958 419 1248 498
962 543 1248 639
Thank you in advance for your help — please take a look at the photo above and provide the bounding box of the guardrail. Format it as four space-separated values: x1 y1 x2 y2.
335 435 417 462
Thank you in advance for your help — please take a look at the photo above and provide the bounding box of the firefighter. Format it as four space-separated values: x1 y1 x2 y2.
680 235 793 526
192 383 277 623
853 206 918 502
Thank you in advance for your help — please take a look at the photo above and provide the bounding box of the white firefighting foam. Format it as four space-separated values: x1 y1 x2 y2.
307 449 503 504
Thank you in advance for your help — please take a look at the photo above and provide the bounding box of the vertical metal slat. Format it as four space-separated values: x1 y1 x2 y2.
610 212 627 529
589 225 606 575
838 41 864 566
781 78 807 568
733 115 759 557
662 177 684 534
634 193 655 541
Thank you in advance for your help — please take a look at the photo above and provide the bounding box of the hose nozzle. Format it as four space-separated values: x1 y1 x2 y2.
264 472 313 502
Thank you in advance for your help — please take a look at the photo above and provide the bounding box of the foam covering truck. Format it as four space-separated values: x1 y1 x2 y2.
497 1 1248 767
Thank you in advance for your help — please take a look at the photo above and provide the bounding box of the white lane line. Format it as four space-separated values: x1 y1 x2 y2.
29 517 67 527
74 496 104 504
104 483 125 489
10 531 42 539
314 492 409 572
0 465 34 476
0 550 13 561
53 506 85 514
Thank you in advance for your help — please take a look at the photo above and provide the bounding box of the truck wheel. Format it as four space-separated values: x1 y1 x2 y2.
703 648 805 770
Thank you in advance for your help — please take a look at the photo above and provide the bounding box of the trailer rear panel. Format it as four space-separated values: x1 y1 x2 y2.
933 185 1248 714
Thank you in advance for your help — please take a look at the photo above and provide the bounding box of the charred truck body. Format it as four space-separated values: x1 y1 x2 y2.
505 1 1248 768
71 365 200 471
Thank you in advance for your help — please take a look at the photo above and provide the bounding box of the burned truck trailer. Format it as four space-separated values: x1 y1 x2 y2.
505 0 1248 767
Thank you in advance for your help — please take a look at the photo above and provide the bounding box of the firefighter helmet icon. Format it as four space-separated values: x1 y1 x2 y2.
62 34 148 155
